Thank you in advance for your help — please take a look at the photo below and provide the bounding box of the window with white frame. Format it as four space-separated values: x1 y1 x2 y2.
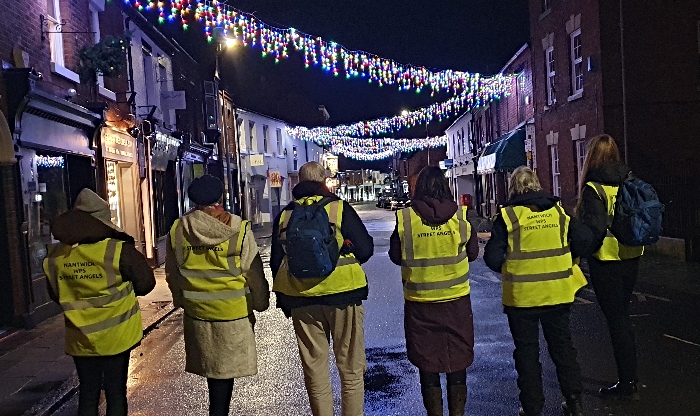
46 0 64 66
570 29 583 95
236 118 245 151
543 0 551 13
546 46 556 105
576 139 587 180
276 128 283 155
262 125 269 153
551 145 561 197
248 121 256 152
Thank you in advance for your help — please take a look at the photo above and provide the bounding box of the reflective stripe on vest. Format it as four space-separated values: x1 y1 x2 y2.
43 239 143 356
587 182 644 261
500 205 587 307
170 218 252 321
272 196 367 297
397 206 471 302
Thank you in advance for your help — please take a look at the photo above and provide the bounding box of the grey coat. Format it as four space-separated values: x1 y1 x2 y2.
166 209 270 379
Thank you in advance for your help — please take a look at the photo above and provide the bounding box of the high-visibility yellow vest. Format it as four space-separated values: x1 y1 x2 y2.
501 205 587 307
397 206 471 302
170 218 252 321
273 196 368 297
587 182 644 261
43 239 143 356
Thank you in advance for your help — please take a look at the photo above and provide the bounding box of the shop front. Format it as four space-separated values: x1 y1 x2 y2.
148 130 181 265
100 127 142 250
9 83 101 326
179 141 211 214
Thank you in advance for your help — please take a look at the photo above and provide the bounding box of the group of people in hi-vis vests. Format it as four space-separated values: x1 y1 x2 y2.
44 134 642 416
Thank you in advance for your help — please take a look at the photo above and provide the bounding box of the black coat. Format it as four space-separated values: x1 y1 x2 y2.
578 163 631 255
270 181 374 314
484 190 595 274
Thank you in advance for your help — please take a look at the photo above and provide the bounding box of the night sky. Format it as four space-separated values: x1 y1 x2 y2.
161 0 530 170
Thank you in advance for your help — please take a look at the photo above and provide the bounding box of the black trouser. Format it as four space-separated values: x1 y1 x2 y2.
207 378 235 416
418 369 467 388
72 351 131 416
506 305 582 416
588 256 640 383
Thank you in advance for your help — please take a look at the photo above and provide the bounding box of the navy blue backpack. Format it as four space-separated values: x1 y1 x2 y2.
283 197 340 278
610 174 664 246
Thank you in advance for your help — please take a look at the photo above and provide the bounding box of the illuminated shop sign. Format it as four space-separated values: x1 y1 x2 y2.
102 129 134 163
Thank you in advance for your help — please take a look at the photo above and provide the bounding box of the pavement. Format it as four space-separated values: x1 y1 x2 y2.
0 225 273 416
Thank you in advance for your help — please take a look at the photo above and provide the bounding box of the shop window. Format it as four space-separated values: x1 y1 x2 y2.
106 161 121 227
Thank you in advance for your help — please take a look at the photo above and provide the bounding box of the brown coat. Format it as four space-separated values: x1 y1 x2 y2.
165 208 270 379
389 197 478 373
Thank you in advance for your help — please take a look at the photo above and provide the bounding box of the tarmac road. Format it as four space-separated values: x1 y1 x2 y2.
52 205 700 415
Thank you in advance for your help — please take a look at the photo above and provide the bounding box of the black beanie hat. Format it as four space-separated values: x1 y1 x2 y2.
188 175 224 206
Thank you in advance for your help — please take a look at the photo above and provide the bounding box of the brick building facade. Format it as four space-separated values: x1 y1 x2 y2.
529 0 700 259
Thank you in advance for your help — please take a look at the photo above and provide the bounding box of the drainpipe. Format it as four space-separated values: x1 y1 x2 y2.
619 0 628 164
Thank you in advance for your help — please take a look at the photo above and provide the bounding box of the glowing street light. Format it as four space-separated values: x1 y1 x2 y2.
225 37 237 48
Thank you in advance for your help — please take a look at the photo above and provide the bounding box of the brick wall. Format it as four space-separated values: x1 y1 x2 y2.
529 0 604 210
0 0 96 102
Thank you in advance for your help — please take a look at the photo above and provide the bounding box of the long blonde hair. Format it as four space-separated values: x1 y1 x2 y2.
508 166 542 198
576 134 621 211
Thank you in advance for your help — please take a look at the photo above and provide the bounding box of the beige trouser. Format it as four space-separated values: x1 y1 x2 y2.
292 303 366 416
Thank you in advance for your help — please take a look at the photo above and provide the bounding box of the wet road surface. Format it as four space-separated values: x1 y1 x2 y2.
53 205 700 415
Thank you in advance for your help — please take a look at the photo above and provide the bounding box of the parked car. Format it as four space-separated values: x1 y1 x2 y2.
390 194 411 210
376 194 388 208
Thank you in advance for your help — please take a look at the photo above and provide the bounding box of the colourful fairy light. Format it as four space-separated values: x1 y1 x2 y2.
123 0 513 100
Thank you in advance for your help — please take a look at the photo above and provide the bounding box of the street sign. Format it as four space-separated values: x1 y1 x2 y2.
249 154 264 166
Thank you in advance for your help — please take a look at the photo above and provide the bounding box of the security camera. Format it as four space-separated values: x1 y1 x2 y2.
65 88 77 99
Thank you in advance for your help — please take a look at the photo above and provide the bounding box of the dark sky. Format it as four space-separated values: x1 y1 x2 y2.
160 0 530 170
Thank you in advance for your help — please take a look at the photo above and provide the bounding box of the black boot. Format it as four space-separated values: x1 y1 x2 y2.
421 386 443 416
561 395 584 416
447 384 467 416
599 381 640 401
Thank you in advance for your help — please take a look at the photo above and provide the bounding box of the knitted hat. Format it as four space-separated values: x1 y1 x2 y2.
188 175 224 206
73 188 124 232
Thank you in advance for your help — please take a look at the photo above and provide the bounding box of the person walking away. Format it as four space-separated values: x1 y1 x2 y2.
271 161 373 416
388 166 478 416
166 175 269 416
484 166 593 416
576 134 644 400
43 188 155 416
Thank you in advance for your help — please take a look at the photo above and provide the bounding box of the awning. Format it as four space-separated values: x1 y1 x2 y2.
477 128 526 174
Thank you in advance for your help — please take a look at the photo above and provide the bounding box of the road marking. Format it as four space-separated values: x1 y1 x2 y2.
574 296 593 304
630 314 651 317
663 334 700 347
633 292 671 302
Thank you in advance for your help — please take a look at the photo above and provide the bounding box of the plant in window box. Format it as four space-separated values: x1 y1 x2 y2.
78 33 131 101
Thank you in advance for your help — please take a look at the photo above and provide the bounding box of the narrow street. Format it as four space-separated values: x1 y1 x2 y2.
53 205 700 416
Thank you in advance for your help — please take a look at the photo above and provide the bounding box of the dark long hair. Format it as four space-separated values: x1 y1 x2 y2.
413 166 453 202
576 134 621 213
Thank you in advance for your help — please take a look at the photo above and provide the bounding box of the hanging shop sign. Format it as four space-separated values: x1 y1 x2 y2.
269 171 282 188
160 90 187 110
249 154 264 166
102 128 134 163
151 131 181 171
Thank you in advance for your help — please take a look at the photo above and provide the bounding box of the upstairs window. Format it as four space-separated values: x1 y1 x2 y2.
576 139 587 183
276 128 283 155
546 46 556 105
262 125 269 153
46 0 64 66
570 29 583 95
248 121 256 152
